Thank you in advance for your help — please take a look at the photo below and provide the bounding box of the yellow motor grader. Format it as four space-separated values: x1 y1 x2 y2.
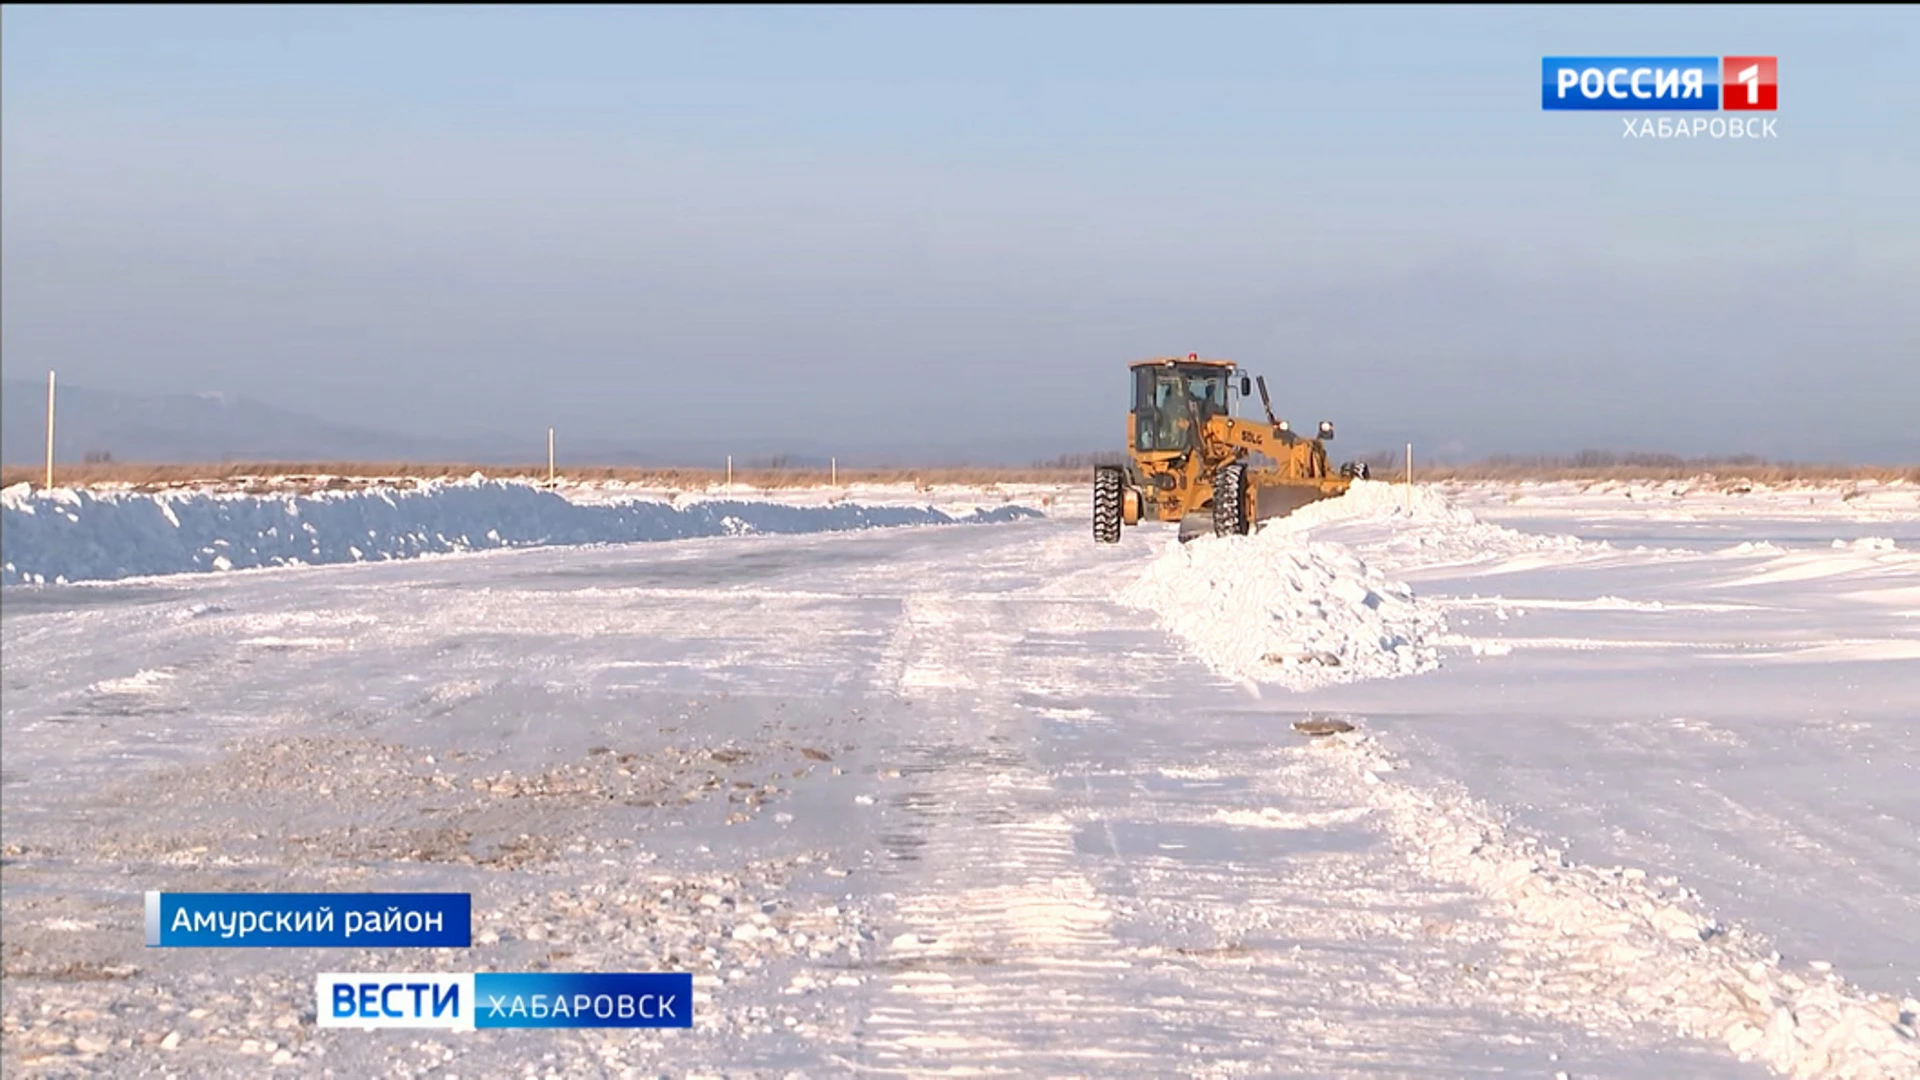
1093 354 1368 543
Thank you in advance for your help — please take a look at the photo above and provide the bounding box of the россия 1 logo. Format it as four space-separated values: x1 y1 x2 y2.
1541 56 1777 139
1541 57 1777 110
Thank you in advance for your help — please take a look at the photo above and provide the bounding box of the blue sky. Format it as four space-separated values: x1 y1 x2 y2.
3 5 1915 461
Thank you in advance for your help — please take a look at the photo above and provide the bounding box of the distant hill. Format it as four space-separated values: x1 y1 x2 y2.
1 379 516 466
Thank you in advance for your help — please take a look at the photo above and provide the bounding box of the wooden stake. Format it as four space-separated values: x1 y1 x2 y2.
45 371 56 489
1406 442 1414 515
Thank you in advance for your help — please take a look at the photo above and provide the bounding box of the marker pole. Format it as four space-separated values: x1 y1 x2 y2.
1406 443 1414 515
45 371 57 489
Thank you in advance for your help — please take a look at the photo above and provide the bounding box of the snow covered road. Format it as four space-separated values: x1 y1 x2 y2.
3 481 1916 1076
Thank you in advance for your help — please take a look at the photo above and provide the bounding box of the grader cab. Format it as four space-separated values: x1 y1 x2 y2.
1092 354 1368 543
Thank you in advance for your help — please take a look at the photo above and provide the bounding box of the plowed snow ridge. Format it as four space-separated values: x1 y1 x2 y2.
1119 531 1446 689
0 478 1039 585
1325 733 1920 1079
1116 480 1586 689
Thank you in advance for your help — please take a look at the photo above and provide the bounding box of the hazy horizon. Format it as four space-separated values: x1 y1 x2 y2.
4 6 1917 464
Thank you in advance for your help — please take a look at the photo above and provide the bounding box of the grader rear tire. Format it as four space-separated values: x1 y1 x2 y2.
1213 463 1249 537
1093 466 1124 544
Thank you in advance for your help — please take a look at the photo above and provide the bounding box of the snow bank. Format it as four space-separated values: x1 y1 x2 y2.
1260 477 1463 530
563 479 1078 518
1112 483 1628 690
0 478 1040 586
1117 530 1445 690
1268 479 1601 567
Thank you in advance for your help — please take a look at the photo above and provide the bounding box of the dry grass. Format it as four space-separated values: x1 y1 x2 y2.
4 458 1913 494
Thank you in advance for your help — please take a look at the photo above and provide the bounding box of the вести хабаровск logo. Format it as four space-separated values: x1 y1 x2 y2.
1541 56 1777 139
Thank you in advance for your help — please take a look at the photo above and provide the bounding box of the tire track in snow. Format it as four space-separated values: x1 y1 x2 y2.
853 591 1151 1073
827 532 1765 1075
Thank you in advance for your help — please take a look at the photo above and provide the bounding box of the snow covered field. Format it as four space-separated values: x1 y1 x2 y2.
2 477 1916 1076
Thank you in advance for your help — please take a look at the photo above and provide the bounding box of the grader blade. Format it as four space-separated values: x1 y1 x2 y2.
1173 485 1338 542
1176 512 1213 542
1251 483 1340 523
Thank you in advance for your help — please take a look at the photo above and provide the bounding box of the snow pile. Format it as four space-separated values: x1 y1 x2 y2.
1263 477 1463 530
1319 732 1920 1079
0 478 1040 586
1117 529 1445 690
1265 479 1602 566
1113 483 1621 690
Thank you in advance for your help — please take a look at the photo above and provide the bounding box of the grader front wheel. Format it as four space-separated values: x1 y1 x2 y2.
1213 463 1249 537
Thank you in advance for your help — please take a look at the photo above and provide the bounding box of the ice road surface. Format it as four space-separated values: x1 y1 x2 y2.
2 478 1917 1077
